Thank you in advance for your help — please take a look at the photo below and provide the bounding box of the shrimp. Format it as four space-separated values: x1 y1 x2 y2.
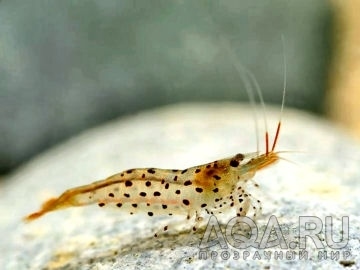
24 41 287 238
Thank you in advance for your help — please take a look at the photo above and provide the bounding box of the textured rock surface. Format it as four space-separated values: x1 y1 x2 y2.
1 103 359 269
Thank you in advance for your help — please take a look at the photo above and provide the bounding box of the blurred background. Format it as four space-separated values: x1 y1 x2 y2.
0 1 358 176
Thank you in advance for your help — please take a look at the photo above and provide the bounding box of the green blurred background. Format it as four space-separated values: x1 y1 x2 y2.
0 0 332 175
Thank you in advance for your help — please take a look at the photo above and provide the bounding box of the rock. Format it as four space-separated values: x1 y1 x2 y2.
1 103 359 269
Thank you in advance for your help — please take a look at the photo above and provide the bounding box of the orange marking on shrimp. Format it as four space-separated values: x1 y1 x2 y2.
193 162 228 188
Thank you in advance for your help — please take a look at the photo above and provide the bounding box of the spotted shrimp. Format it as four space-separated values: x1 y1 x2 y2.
24 58 287 237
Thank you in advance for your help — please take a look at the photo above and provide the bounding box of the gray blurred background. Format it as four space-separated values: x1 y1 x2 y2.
0 0 332 175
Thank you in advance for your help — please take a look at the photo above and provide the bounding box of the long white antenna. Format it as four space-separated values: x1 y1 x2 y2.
208 9 270 156
220 39 261 155
220 38 269 156
271 35 287 152
234 60 260 154
243 69 269 154
280 34 287 121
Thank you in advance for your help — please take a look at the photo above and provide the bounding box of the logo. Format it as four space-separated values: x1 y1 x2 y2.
198 215 351 261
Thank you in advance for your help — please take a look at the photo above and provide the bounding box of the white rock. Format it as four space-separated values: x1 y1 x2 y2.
1 103 359 269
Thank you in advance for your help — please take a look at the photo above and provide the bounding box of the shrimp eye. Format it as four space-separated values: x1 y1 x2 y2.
230 154 243 168
235 153 244 161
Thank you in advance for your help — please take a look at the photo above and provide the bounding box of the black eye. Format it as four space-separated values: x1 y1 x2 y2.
235 153 244 161
230 159 240 167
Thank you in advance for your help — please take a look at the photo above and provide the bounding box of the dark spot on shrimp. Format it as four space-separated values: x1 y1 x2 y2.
213 175 221 180
195 187 203 193
183 199 190 206
184 180 192 186
125 180 132 187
